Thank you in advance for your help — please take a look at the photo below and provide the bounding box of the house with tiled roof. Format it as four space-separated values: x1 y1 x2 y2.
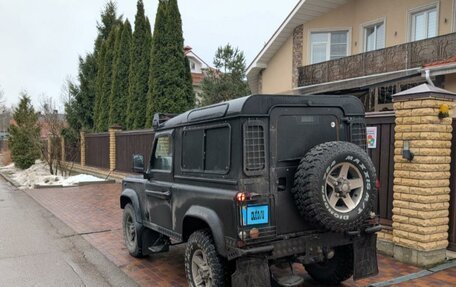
185 46 212 104
247 0 456 112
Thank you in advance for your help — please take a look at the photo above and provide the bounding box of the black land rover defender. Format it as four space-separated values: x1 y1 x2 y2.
120 94 381 287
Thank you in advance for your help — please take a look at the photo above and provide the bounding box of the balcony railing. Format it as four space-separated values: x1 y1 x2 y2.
298 33 456 87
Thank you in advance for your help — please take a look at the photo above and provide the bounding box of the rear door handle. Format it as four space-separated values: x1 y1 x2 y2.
145 189 171 200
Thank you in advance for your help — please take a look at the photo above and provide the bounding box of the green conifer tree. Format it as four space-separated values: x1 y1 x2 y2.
93 42 107 130
109 20 132 128
96 27 118 131
8 94 41 169
127 0 152 130
146 0 194 126
71 54 97 131
92 1 122 131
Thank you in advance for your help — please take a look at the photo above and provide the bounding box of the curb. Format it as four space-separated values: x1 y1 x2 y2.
368 259 456 287
0 171 20 187
0 170 117 190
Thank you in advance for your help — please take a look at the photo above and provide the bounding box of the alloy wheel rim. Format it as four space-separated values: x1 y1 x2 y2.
325 162 364 213
126 215 136 243
191 249 212 287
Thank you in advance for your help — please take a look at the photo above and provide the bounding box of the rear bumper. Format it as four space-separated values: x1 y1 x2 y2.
226 225 380 280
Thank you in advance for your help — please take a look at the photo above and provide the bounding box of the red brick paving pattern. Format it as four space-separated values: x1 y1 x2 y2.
26 183 455 287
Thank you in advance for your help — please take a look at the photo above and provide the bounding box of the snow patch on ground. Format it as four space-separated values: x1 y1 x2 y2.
0 160 106 189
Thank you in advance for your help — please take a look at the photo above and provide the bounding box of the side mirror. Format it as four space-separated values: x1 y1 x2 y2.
132 154 145 174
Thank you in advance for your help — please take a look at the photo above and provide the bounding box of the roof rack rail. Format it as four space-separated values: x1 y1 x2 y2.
152 113 177 129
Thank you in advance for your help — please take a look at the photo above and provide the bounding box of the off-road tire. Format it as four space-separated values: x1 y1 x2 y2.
122 203 145 258
185 229 225 287
304 245 354 285
291 141 377 232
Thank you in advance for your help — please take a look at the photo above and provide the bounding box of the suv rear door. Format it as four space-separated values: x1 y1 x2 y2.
269 107 345 235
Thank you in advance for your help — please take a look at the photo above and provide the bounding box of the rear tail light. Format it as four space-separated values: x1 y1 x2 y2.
235 192 250 202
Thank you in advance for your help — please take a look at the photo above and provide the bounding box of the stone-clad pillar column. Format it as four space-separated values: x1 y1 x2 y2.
108 125 122 171
392 84 455 266
80 131 86 167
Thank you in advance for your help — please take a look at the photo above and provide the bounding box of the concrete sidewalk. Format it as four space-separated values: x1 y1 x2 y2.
24 182 456 287
0 177 137 287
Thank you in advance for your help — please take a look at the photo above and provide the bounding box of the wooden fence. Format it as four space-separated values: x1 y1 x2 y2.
70 114 397 229
366 111 395 227
115 129 154 173
85 133 109 169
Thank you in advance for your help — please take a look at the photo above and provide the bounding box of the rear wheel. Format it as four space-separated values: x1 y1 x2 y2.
122 203 145 258
185 230 225 287
304 245 353 285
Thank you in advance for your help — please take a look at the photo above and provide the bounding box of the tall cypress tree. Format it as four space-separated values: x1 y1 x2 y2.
146 0 194 125
93 1 122 131
74 54 97 130
110 20 132 127
94 1 122 61
93 42 107 130
96 27 118 131
127 0 152 130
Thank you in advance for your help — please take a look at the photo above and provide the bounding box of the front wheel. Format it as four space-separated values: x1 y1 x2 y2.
304 245 353 285
185 230 225 287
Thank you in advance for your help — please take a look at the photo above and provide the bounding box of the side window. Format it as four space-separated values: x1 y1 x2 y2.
181 125 230 174
243 120 266 176
205 127 230 172
151 136 172 171
182 129 204 171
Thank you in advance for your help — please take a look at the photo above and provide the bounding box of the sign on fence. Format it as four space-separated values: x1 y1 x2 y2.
366 127 377 149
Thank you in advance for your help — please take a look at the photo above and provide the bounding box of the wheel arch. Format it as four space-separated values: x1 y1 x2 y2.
183 206 226 257
120 188 143 224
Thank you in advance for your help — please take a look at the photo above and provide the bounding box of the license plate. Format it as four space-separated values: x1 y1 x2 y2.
241 205 269 226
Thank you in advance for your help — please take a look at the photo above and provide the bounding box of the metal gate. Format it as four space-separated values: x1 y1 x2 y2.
365 111 395 228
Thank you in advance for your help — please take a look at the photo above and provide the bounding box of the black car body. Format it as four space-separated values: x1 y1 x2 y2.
120 94 380 286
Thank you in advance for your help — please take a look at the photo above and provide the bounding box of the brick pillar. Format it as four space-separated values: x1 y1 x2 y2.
109 125 122 171
60 137 65 162
392 84 455 266
80 131 86 167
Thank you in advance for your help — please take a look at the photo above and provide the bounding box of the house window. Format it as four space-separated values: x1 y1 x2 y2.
364 22 385 52
411 6 438 41
310 31 349 64
190 61 196 71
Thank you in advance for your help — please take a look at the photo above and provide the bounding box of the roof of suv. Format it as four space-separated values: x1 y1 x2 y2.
160 94 364 130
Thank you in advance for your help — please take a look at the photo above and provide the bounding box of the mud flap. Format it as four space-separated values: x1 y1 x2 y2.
353 234 378 280
231 256 271 287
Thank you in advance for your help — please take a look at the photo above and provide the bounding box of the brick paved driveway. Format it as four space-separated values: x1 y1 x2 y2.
26 183 455 287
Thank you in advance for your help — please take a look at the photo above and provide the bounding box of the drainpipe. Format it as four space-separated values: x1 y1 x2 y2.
424 69 435 87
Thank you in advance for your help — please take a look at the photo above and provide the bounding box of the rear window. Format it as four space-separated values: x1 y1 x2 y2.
277 115 338 161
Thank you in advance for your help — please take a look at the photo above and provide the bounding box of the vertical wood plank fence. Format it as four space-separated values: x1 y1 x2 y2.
115 129 154 173
366 111 395 227
85 133 109 169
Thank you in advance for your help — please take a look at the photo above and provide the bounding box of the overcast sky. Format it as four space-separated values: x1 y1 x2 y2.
0 0 297 110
